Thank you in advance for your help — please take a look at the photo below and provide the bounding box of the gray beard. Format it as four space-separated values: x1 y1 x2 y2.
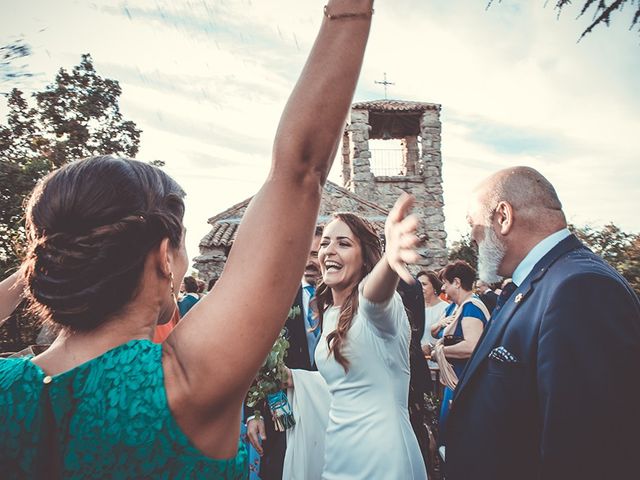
477 227 506 284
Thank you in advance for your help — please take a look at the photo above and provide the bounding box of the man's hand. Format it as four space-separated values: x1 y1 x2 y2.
246 416 267 455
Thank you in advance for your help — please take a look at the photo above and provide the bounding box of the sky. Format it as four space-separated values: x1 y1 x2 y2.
1 0 639 265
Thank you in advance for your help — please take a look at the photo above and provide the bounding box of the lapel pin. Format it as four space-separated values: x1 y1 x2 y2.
514 293 524 304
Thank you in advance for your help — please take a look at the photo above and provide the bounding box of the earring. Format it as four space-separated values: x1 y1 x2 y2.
169 272 177 301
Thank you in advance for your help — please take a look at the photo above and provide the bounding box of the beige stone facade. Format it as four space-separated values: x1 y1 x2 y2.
194 99 448 283
193 181 390 282
343 100 448 270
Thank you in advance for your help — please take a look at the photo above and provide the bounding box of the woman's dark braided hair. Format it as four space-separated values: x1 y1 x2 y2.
23 156 185 331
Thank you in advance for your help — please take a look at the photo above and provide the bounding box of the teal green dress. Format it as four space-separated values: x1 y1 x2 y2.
0 339 247 479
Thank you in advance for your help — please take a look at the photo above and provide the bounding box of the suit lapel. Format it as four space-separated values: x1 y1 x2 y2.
284 286 310 367
453 235 584 403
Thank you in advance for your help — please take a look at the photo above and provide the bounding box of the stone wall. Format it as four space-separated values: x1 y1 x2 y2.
193 182 391 285
196 102 449 282
418 108 447 269
343 106 448 271
192 245 228 284
345 109 375 198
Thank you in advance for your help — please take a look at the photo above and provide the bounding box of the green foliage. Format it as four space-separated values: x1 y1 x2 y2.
555 0 640 40
488 0 640 39
0 301 41 353
0 54 141 278
447 225 640 296
148 159 165 168
570 223 640 296
448 233 478 271
35 54 141 167
246 330 290 411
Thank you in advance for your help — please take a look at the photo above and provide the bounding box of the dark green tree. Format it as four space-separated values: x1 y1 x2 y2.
570 223 640 296
35 54 141 167
0 53 141 278
0 90 51 276
624 236 640 295
448 233 478 271
447 224 639 295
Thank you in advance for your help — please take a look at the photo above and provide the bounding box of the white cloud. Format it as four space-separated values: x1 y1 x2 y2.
2 0 638 262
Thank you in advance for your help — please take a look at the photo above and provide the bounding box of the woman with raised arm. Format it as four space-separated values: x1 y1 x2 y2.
282 194 428 479
0 272 24 328
0 2 373 477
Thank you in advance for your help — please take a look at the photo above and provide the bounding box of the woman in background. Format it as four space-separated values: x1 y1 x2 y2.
431 260 489 445
417 270 449 364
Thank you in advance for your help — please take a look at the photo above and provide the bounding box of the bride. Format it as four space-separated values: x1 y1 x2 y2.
283 194 428 480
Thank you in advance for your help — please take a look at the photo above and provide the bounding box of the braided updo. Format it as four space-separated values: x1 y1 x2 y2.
23 156 185 331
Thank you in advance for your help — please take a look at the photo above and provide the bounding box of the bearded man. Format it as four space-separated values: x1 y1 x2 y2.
445 166 640 480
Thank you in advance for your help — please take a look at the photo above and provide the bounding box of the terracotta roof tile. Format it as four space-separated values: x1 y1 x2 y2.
198 181 389 249
351 99 440 112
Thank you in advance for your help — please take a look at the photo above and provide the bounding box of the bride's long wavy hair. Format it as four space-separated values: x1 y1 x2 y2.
315 213 382 371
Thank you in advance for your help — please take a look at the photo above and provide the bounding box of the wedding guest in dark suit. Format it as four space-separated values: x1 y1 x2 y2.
493 277 516 314
397 277 437 474
475 280 497 315
446 166 640 480
245 227 323 480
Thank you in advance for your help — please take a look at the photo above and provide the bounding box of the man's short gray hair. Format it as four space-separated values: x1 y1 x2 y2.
477 166 565 226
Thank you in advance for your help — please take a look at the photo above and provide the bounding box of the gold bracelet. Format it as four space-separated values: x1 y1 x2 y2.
324 4 374 20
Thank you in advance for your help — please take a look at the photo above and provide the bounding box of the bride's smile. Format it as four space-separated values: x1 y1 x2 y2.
319 219 364 295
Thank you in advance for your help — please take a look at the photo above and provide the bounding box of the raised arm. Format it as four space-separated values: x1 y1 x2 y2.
363 194 420 303
0 272 25 327
361 194 420 336
167 0 374 415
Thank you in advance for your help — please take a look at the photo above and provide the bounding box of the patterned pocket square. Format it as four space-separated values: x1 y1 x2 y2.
488 346 519 363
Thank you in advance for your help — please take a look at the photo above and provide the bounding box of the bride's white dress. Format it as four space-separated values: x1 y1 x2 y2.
311 285 427 479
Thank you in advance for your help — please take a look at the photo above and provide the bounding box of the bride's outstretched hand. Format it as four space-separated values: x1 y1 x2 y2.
384 193 421 284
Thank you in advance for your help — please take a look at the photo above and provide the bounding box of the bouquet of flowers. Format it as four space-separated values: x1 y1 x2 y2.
246 328 296 431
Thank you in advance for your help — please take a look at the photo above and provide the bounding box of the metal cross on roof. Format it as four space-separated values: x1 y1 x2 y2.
374 72 395 100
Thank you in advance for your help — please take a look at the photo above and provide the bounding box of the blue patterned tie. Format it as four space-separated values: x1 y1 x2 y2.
303 284 319 365
303 284 318 337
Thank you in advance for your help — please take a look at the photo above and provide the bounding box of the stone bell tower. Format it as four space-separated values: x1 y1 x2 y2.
341 99 448 270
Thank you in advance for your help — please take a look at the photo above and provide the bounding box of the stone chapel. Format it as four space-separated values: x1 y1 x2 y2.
193 99 448 282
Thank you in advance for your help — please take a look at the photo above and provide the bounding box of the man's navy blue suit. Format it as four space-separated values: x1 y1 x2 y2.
445 234 640 480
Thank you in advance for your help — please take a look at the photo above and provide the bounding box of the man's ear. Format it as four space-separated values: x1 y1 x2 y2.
494 201 514 236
